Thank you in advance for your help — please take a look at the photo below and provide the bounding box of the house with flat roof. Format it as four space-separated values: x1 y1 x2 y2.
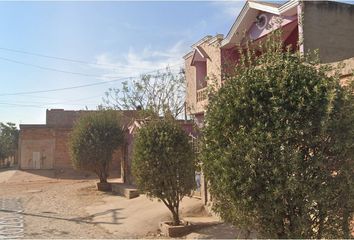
18 109 137 177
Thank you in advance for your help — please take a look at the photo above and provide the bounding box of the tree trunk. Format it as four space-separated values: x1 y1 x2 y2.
277 218 287 239
342 182 351 239
317 204 324 239
98 164 108 183
342 208 350 239
171 208 180 226
99 171 108 183
99 177 107 183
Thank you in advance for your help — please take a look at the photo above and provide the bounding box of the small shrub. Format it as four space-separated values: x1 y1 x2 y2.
133 118 195 225
69 110 124 183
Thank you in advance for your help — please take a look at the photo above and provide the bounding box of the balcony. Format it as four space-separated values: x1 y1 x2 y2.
196 88 208 102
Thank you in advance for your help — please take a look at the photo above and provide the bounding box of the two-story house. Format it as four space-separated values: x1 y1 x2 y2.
184 0 354 127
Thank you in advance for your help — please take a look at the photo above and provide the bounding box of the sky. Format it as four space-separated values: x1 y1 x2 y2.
0 1 352 125
0 1 246 125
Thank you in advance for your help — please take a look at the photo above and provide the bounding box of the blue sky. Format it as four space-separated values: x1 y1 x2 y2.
0 1 246 125
0 1 352 125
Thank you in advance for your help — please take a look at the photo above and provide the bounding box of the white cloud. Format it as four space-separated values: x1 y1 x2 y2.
93 40 186 80
211 1 244 19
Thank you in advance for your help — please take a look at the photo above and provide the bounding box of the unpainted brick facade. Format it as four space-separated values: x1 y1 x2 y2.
18 109 132 175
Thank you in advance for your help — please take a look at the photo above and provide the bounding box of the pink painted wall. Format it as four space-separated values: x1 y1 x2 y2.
221 47 240 80
283 26 299 52
248 13 297 41
195 61 207 90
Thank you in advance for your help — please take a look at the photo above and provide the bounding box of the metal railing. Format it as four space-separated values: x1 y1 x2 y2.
196 88 208 102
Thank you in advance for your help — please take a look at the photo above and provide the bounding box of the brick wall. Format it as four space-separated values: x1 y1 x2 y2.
19 109 136 176
19 126 55 169
53 128 72 169
46 109 95 128
53 128 121 176
19 124 122 176
20 126 55 140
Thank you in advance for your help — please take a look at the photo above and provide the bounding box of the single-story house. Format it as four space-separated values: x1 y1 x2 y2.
18 109 137 177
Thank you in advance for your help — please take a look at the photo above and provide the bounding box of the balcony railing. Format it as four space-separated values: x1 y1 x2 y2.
196 88 208 102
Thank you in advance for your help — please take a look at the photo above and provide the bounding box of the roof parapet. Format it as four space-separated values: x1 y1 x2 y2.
191 35 213 48
208 34 224 45
183 51 194 60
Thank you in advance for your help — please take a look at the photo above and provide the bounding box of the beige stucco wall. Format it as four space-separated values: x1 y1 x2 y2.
185 54 197 114
202 40 222 85
327 57 354 85
185 38 222 116
303 1 354 63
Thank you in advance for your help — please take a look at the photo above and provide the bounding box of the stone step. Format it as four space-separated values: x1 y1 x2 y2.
111 183 140 199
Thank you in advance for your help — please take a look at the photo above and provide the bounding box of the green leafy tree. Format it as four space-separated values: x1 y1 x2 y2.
201 32 354 238
103 68 186 118
0 122 19 160
318 79 354 238
132 118 195 226
69 111 124 183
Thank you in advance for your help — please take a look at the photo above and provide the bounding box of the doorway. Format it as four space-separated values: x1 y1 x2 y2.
32 152 41 169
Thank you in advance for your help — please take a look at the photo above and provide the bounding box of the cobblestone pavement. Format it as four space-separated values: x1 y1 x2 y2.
0 198 24 239
0 169 118 239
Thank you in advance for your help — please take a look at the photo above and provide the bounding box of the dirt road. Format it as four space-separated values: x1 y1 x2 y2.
0 169 242 239
0 169 116 238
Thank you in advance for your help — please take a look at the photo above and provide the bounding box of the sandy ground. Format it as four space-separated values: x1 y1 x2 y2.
85 193 247 239
0 169 114 238
0 168 243 239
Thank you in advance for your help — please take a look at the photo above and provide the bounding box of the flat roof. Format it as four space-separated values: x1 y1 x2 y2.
19 124 49 129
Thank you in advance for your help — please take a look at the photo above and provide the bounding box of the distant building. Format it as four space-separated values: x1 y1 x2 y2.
18 109 137 176
18 109 198 187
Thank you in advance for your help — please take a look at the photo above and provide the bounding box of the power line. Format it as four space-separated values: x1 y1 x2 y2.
0 46 154 70
0 55 183 79
0 102 98 109
0 95 106 108
0 102 44 108
0 94 103 105
0 56 122 79
0 77 132 96
0 66 183 97
8 93 102 101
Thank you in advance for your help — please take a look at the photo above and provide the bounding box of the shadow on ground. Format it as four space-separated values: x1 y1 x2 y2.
2 167 120 181
185 222 257 239
0 208 125 225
